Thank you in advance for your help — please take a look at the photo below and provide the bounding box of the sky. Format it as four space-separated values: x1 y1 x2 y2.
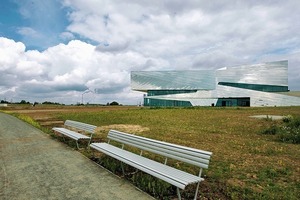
0 0 299 105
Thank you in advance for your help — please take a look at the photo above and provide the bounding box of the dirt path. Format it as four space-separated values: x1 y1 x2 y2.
0 112 153 200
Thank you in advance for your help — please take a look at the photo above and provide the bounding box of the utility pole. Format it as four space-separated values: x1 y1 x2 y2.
81 89 93 104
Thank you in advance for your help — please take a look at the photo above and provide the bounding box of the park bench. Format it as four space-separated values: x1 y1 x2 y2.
90 130 212 200
52 120 97 149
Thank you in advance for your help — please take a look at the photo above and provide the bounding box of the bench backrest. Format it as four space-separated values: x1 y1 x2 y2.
108 130 212 169
65 120 97 134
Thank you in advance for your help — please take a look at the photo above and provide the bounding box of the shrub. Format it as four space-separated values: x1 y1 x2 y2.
261 116 300 144
261 125 279 135
288 116 300 128
282 115 293 123
278 116 300 144
277 129 300 144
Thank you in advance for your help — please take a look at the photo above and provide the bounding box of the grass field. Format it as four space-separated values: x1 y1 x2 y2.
3 105 300 199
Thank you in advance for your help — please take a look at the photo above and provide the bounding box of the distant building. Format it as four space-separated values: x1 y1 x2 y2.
131 60 300 107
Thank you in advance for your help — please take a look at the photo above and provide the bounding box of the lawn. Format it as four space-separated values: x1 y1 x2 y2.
3 105 300 199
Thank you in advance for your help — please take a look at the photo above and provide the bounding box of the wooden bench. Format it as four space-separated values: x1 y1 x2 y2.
90 130 212 200
52 120 97 149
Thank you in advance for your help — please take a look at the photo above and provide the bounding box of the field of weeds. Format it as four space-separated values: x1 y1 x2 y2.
3 105 300 199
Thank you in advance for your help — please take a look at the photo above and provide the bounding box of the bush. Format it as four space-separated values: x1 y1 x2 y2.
278 116 300 144
261 116 300 144
288 116 300 128
282 115 293 123
262 125 279 135
277 127 300 144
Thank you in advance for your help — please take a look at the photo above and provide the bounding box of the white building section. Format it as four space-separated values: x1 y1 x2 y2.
131 60 300 107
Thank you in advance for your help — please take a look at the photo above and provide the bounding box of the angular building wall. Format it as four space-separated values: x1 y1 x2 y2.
216 60 288 92
131 71 216 91
131 60 300 107
216 60 288 86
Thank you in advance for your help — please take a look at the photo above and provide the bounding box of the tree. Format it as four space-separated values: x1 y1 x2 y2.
109 101 119 106
1 100 9 104
20 100 30 104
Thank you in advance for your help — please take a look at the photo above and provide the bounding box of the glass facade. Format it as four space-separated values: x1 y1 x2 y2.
144 98 192 107
147 90 197 96
218 82 288 92
216 98 250 107
216 60 288 86
131 60 300 107
131 71 215 90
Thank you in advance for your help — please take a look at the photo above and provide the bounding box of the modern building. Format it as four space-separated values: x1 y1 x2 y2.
131 60 300 107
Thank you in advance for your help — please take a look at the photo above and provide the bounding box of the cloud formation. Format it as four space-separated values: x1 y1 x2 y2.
0 0 300 104
0 37 160 104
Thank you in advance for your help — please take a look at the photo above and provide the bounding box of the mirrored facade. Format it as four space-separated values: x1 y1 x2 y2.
131 60 300 107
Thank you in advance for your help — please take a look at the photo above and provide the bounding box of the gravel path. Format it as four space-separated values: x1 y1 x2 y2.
0 112 153 200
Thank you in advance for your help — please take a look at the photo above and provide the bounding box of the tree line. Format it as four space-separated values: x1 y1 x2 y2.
1 99 121 106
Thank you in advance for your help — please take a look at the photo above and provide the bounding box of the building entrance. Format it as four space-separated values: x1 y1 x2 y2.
217 97 250 107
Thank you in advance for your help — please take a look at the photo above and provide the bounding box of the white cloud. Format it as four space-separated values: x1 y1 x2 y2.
0 37 165 104
96 40 130 52
0 37 25 70
17 27 41 38
60 32 75 40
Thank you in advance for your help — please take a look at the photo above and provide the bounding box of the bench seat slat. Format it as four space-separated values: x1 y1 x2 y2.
90 143 203 189
91 143 201 184
52 127 90 140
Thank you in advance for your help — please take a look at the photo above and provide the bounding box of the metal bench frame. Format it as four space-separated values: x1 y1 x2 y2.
90 130 212 200
53 120 97 149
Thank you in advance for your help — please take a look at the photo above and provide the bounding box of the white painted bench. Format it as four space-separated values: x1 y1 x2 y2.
52 120 97 149
90 130 212 200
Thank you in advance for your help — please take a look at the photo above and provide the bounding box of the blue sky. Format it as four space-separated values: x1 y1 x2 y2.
0 0 300 105
0 0 70 50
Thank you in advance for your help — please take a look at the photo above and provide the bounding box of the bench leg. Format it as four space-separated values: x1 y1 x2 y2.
176 188 182 200
87 138 92 150
121 162 125 176
194 168 202 199
194 181 200 200
76 141 79 149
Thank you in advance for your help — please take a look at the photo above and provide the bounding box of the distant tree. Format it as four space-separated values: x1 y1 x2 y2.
20 100 30 104
109 101 119 106
1 100 9 104
42 101 60 105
